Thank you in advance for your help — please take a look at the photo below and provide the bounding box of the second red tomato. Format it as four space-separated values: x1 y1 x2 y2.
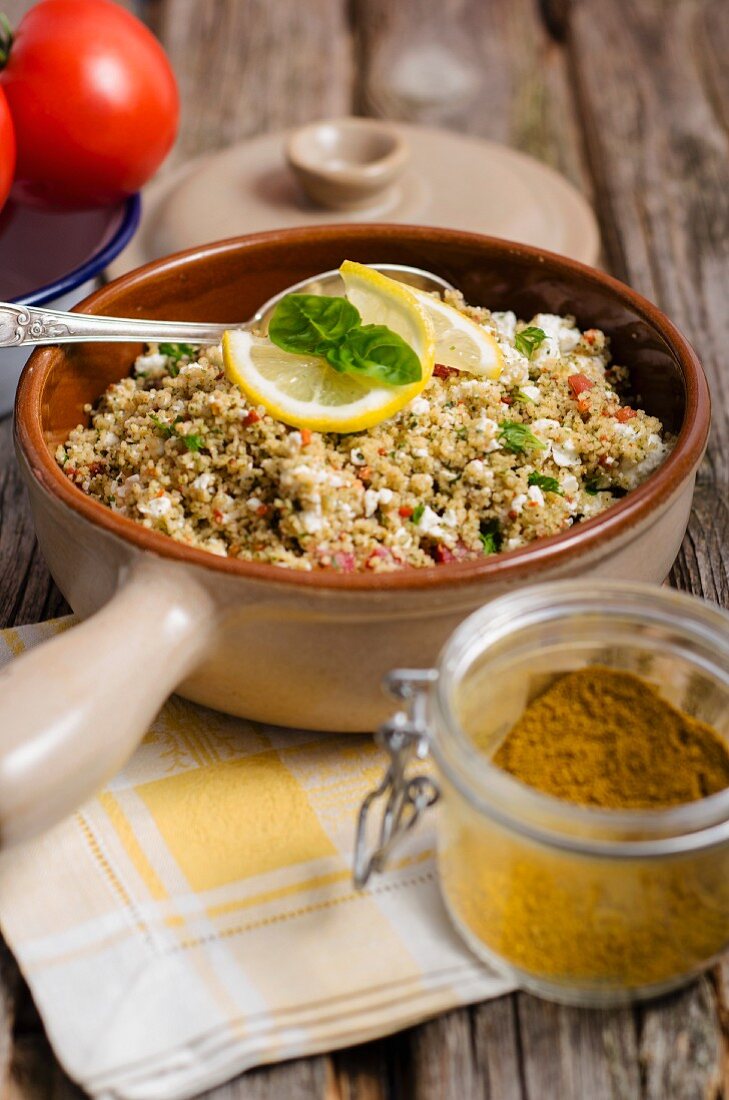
0 86 15 214
0 0 179 208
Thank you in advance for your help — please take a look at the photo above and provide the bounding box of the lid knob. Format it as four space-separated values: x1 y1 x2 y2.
285 118 409 212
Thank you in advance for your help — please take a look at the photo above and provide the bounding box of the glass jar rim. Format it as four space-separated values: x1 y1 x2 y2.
431 580 729 858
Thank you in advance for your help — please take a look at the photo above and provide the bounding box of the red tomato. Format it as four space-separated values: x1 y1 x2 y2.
0 0 179 208
567 373 595 398
0 86 15 213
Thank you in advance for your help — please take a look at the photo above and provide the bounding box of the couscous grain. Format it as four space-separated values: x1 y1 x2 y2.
57 293 671 572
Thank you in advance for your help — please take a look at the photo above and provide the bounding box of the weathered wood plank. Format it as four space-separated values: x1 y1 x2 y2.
517 996 641 1099
0 418 69 629
353 0 592 196
142 0 353 169
405 1010 480 1099
197 1056 329 1099
471 996 525 1100
5 1032 87 1099
330 1038 396 1100
0 941 19 1097
638 978 723 1100
568 0 729 607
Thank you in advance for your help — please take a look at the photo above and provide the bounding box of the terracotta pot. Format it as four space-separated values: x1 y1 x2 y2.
2 225 710 845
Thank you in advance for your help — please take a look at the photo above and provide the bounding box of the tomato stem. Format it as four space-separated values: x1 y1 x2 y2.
0 13 12 70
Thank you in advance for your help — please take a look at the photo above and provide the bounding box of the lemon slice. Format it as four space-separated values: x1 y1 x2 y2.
223 322 434 435
410 289 503 379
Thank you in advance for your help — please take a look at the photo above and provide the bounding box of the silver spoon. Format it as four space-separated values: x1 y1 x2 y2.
0 264 454 349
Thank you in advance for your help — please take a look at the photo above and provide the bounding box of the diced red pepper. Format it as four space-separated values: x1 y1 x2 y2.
501 395 514 406
256 504 269 517
568 373 595 398
243 409 260 427
434 541 472 564
399 505 414 518
213 509 224 523
365 546 393 569
434 363 461 379
583 329 598 346
300 427 312 445
332 551 356 573
616 406 637 422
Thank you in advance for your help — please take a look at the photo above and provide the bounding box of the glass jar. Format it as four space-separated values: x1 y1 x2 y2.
355 581 729 1006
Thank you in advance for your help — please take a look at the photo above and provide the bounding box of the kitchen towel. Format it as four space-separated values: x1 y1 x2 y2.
0 618 511 1100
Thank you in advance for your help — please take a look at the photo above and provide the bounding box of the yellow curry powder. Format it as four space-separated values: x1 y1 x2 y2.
493 667 729 808
440 666 729 992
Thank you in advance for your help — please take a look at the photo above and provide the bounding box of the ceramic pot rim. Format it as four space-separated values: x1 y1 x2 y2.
15 223 711 592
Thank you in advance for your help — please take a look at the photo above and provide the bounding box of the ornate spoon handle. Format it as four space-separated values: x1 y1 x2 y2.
0 303 240 348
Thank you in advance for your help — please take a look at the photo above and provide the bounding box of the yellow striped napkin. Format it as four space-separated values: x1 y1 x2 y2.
0 619 510 1100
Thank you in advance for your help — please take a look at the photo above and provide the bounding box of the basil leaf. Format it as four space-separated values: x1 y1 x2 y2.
159 342 196 361
149 414 175 439
479 519 502 554
498 420 546 454
528 471 563 495
514 326 547 359
182 433 203 452
412 503 426 524
325 325 422 385
269 294 361 356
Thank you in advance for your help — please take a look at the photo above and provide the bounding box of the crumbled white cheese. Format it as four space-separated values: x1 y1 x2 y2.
491 311 517 341
417 505 448 539
520 385 541 403
300 511 324 533
350 448 366 466
410 396 430 415
141 495 172 518
527 485 545 507
552 438 581 467
612 421 639 439
192 472 215 492
134 353 167 377
364 487 394 516
561 473 579 495
510 493 527 515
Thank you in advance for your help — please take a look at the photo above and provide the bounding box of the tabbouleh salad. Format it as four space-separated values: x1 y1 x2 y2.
57 292 671 573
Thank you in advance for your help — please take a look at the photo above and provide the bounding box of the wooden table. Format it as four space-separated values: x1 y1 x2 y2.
1 0 728 1095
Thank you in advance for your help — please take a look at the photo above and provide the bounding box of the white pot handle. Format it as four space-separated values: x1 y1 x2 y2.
0 557 217 847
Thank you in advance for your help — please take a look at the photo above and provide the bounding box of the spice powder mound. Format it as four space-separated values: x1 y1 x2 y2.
439 666 729 993
492 667 729 808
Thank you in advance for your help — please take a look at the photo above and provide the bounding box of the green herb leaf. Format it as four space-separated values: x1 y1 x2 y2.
412 503 426 525
269 294 361 356
182 433 203 452
514 326 547 359
498 420 546 454
584 478 602 495
528 471 563 495
269 293 422 387
479 519 502 555
159 342 196 362
149 414 175 439
325 325 421 385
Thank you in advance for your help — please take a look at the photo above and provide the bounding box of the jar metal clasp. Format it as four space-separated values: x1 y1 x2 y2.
353 668 440 889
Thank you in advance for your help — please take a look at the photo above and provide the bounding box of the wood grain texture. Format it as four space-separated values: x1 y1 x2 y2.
353 0 592 197
140 0 353 169
518 996 641 1100
639 979 724 1100
568 0 729 607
